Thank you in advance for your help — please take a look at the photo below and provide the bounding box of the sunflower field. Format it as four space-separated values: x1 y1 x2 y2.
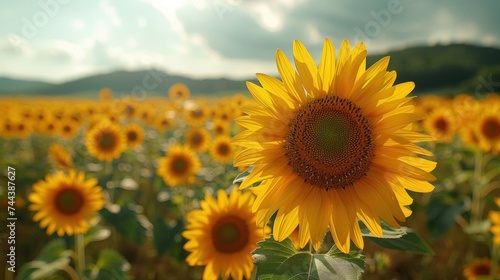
1 39 500 280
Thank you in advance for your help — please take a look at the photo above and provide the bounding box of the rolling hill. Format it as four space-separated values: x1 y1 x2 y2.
1 43 499 98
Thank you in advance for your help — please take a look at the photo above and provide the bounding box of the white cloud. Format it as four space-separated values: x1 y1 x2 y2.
72 19 85 30
100 0 122 27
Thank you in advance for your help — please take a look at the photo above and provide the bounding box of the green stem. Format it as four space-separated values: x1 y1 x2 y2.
75 233 85 279
471 151 484 224
492 244 499 280
60 265 79 280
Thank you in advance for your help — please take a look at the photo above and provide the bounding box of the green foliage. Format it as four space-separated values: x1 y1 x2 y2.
253 236 364 280
153 217 186 259
100 200 151 244
86 249 132 280
426 191 468 240
17 239 73 280
361 222 434 254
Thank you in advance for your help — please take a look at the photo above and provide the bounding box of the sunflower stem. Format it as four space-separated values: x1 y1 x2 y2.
492 244 499 280
471 151 484 225
75 233 86 279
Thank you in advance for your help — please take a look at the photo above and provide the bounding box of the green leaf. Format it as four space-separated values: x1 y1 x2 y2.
360 221 407 239
366 229 434 255
153 218 184 256
426 192 468 240
100 202 151 244
233 165 255 184
96 249 129 270
84 225 111 246
253 236 364 280
17 238 73 280
87 249 132 280
89 252 130 280
253 237 297 277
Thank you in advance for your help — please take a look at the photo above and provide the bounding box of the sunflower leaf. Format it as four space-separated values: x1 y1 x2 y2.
359 221 407 238
366 229 434 255
233 165 255 184
426 191 468 240
17 238 73 279
87 249 132 280
253 236 364 279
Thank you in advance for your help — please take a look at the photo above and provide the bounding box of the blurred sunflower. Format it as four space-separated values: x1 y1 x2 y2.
41 116 58 136
475 103 500 154
48 143 73 171
168 83 191 101
28 170 105 236
137 105 155 124
463 259 495 280
123 123 144 148
185 127 211 152
183 189 270 280
489 198 500 244
184 103 209 127
154 113 174 132
99 87 112 101
210 136 234 164
211 119 230 136
58 117 80 139
85 120 126 161
422 108 456 143
233 38 436 253
156 144 200 187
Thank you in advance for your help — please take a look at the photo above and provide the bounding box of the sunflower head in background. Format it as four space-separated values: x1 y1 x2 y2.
233 38 436 253
210 135 234 164
156 144 201 187
182 189 270 280
48 143 73 171
85 119 126 162
123 123 145 149
28 170 105 236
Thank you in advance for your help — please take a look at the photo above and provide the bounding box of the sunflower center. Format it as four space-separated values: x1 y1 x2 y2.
190 132 203 146
127 131 138 142
216 143 230 156
482 117 500 139
434 117 449 133
472 264 491 276
285 96 374 190
191 109 203 118
63 125 71 132
171 156 188 174
98 130 117 150
211 215 249 253
54 188 84 215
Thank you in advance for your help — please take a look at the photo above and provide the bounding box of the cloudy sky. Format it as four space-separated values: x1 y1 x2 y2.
1 0 499 83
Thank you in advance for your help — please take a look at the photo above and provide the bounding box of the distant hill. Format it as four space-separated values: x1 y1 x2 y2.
0 70 254 97
367 43 500 95
1 43 499 97
0 77 52 93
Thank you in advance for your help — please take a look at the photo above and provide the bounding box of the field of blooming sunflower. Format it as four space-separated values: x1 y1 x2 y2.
1 39 500 280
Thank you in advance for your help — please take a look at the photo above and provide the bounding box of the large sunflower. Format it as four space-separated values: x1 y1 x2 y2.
85 120 126 161
183 189 270 280
28 170 105 236
233 39 436 253
156 144 201 187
